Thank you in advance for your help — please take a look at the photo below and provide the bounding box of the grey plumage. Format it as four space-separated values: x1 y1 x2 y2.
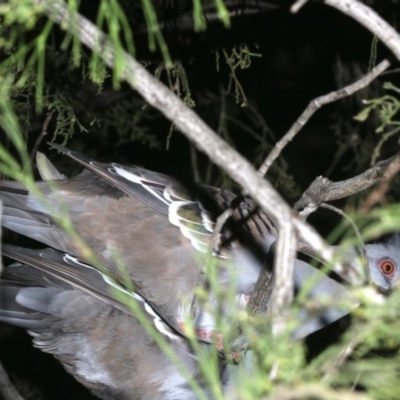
1 252 208 400
0 144 398 399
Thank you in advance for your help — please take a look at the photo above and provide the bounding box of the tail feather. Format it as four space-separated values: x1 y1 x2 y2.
0 263 61 330
2 206 66 250
0 180 34 214
0 312 49 330
0 179 71 252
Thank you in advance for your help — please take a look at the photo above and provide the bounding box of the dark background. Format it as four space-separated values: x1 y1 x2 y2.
1 1 400 399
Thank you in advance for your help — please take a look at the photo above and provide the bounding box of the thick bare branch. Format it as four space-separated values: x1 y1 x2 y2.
270 218 297 336
258 59 390 177
294 151 400 211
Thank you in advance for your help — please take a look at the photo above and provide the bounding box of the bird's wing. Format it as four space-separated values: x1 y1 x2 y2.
49 142 170 216
0 247 214 400
0 179 70 251
48 142 279 255
1 243 180 341
48 146 355 340
0 145 353 343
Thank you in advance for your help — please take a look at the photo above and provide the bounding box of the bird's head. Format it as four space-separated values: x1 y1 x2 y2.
365 234 400 292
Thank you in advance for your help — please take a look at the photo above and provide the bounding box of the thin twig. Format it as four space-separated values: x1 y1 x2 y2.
258 59 390 177
319 203 365 258
30 112 53 164
381 68 400 76
360 155 400 212
319 203 369 283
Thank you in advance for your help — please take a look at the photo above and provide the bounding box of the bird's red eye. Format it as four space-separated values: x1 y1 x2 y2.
379 259 396 277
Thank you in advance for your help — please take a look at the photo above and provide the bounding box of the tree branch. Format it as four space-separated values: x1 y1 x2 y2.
35 0 343 316
258 59 390 177
270 218 297 336
360 156 400 212
30 112 53 165
294 151 400 211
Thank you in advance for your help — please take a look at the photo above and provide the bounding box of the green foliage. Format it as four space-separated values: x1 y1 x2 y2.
0 2 400 400
192 0 207 31
140 0 171 66
0 75 32 177
306 288 400 400
0 0 41 28
327 61 394 178
354 82 400 164
217 46 262 107
0 0 257 164
212 0 231 28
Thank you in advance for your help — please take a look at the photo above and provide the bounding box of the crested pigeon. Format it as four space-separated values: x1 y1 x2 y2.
0 143 398 399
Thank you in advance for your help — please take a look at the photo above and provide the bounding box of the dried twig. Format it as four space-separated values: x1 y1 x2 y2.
319 203 365 257
360 156 400 212
30 112 53 164
294 151 400 211
258 59 390 177
320 203 370 283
